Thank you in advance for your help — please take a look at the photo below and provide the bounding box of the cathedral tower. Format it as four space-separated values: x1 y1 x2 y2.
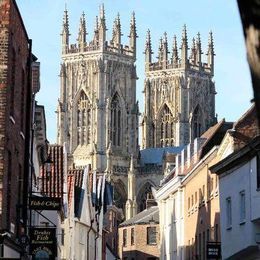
57 5 139 189
142 26 216 148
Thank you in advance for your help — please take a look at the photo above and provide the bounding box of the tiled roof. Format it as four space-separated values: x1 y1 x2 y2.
119 206 159 227
200 119 233 159
40 145 64 198
67 169 84 209
201 119 225 140
233 104 256 129
232 104 259 149
140 146 184 166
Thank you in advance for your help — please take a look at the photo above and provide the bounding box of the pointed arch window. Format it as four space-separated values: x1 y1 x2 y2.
76 92 91 146
111 94 122 147
158 104 174 147
137 184 154 212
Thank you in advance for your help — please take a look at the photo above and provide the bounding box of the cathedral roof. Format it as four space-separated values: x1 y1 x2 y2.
140 146 184 166
119 206 159 227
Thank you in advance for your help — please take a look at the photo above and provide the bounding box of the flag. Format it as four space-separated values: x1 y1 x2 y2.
77 165 90 218
63 142 68 218
92 170 97 206
103 181 113 214
96 175 103 211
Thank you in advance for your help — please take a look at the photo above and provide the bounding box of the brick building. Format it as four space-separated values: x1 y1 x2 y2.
103 205 124 259
0 0 34 257
118 206 160 260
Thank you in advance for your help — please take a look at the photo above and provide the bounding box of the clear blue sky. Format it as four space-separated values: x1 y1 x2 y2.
16 0 252 143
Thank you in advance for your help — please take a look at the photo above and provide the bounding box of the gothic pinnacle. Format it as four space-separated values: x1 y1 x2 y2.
172 35 179 67
181 24 188 67
196 32 202 66
61 7 69 36
61 6 70 54
98 4 106 47
93 16 99 45
95 15 99 31
162 32 168 67
78 12 86 50
116 13 122 35
163 32 168 51
130 12 136 31
158 37 163 62
145 29 152 67
190 37 196 62
99 3 105 20
207 30 215 75
99 3 106 29
207 30 215 54
129 11 137 59
145 29 152 50
181 24 188 46
129 12 137 38
196 32 202 53
113 13 122 48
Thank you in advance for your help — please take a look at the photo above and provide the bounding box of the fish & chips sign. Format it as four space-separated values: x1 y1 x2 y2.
29 196 61 210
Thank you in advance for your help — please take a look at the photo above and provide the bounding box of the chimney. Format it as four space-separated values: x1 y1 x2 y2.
146 193 157 209
187 142 194 168
175 154 181 175
194 137 207 161
181 148 187 173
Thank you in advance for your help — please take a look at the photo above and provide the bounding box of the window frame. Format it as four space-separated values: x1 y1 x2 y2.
226 197 232 229
131 227 134 245
147 226 157 245
239 190 246 224
123 229 127 247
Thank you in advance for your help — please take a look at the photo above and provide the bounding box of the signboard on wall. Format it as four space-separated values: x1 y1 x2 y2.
29 227 57 258
29 196 61 210
207 243 221 259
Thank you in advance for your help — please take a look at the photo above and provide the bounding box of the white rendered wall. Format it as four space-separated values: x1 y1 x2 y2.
156 176 184 260
219 157 260 259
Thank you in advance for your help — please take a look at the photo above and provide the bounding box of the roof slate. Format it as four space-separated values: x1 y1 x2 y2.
140 146 184 166
119 206 159 227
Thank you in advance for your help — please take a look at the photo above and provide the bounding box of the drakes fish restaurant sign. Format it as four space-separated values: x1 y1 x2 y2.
29 227 57 258
29 196 61 210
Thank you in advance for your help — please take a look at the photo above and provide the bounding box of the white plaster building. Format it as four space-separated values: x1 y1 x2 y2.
210 136 260 259
155 119 233 260
155 173 184 260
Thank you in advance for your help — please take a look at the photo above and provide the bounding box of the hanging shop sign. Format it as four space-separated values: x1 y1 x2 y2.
207 243 221 259
29 196 61 210
29 227 57 258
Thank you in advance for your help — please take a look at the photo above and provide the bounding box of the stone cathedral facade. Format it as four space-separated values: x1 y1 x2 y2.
57 5 216 220
142 27 216 149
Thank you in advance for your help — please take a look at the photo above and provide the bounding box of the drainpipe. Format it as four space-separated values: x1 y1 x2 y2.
23 38 32 238
87 219 94 260
22 39 32 258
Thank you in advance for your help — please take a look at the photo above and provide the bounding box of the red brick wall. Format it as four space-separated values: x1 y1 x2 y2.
0 0 30 237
